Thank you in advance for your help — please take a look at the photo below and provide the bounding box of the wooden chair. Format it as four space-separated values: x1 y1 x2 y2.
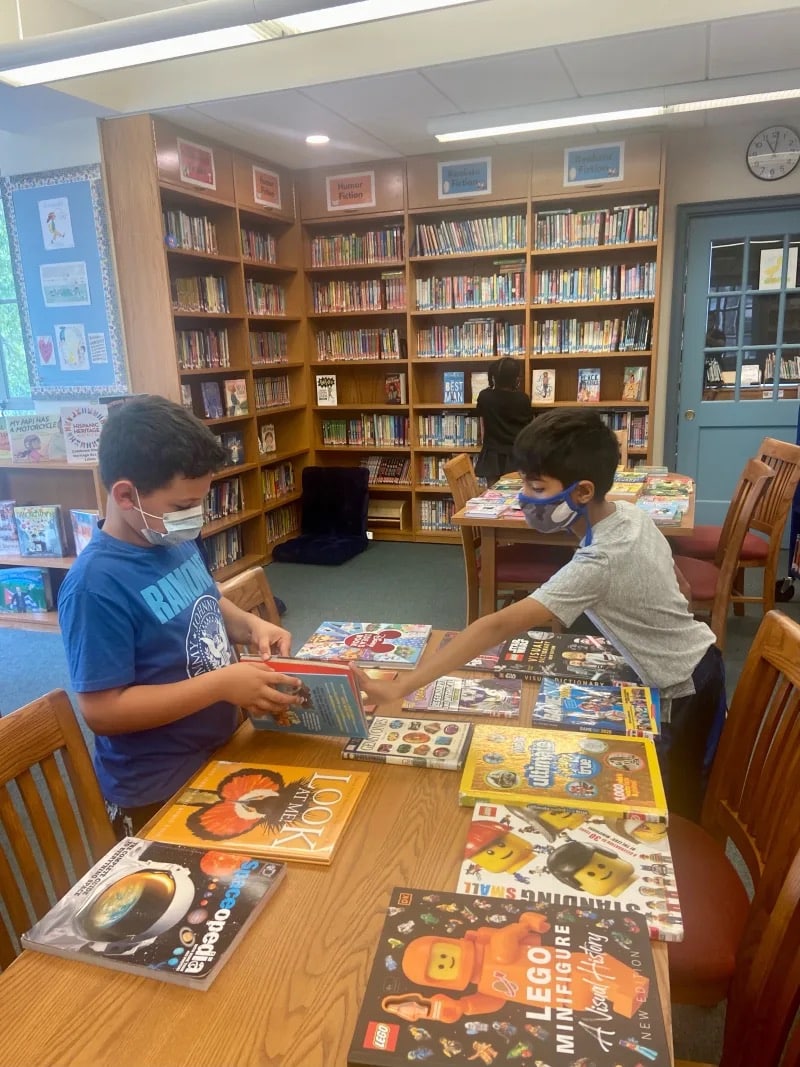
0 690 116 971
673 458 774 649
668 610 800 1012
217 564 281 655
674 840 800 1067
444 453 572 623
675 438 800 615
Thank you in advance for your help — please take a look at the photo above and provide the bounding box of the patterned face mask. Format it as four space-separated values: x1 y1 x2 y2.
517 482 593 546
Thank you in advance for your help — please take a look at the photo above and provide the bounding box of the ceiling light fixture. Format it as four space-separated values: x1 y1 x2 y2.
0 0 482 87
433 87 800 142
305 133 330 144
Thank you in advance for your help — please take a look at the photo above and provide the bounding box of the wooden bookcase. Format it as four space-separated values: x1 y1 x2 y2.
299 136 665 544
0 462 106 631
100 115 311 578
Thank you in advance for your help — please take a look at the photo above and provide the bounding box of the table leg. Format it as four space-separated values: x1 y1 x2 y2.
480 526 497 616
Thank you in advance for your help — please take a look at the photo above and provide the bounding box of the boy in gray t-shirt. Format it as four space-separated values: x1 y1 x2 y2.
359 409 725 822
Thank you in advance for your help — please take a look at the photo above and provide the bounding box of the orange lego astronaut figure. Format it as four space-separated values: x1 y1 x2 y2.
400 911 649 1020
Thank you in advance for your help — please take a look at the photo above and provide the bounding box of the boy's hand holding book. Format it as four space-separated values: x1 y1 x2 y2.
222 660 301 718
353 666 404 709
249 617 292 657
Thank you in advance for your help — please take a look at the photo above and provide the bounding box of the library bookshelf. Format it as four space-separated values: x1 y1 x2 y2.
0 462 107 632
297 134 665 543
100 115 312 577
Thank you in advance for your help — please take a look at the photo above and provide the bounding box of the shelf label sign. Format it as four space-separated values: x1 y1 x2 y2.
253 166 282 211
326 171 377 211
176 138 217 191
438 156 492 199
564 141 625 186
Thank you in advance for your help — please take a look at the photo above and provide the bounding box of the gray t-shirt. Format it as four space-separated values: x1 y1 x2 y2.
531 502 714 708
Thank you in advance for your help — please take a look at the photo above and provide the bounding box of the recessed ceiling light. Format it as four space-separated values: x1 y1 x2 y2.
306 134 330 145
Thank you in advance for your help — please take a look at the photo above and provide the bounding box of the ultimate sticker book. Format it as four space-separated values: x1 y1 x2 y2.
294 621 432 670
458 723 667 824
21 837 285 990
146 760 369 865
532 678 661 738
348 886 670 1067
402 674 522 719
342 716 473 771
458 801 683 942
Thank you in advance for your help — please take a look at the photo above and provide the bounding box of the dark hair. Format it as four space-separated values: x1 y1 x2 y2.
98 394 226 492
512 409 619 499
489 357 522 390
546 840 617 890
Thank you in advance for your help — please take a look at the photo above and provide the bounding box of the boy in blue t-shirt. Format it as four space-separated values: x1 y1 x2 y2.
360 410 725 822
59 395 300 836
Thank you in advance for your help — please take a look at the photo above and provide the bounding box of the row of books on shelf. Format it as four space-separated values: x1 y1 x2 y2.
310 226 403 267
171 275 229 314
418 497 455 530
245 279 286 316
176 327 231 369
315 326 406 361
204 526 244 570
762 352 800 381
315 372 408 407
531 365 648 404
254 374 290 409
417 413 481 448
0 501 99 560
250 329 288 364
321 415 409 447
531 308 652 353
532 261 657 304
360 454 411 485
415 267 526 310
416 318 524 359
266 502 299 543
205 477 244 521
418 453 479 487
311 274 406 314
240 226 276 264
196 378 249 419
163 210 218 255
0 408 107 465
262 461 296 500
534 202 659 248
412 213 526 256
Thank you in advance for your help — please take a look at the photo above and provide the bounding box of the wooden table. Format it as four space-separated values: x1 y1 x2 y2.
453 488 696 620
0 634 673 1067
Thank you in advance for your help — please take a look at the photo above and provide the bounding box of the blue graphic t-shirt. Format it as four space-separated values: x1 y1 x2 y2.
58 527 238 807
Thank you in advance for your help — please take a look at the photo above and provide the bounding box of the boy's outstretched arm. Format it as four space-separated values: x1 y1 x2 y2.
356 595 558 706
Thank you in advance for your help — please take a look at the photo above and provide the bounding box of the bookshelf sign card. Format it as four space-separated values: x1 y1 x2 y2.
1 165 129 398
176 138 216 191
437 156 492 199
564 141 625 186
325 171 376 212
253 166 282 211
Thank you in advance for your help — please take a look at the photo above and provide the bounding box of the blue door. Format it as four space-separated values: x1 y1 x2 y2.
676 210 800 525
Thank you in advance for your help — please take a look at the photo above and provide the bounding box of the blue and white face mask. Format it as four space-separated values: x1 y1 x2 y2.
518 482 593 546
135 489 204 547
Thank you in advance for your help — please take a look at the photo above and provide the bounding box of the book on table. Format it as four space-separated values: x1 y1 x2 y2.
459 722 667 823
294 621 432 670
459 800 682 942
532 677 661 738
240 655 370 738
495 629 641 686
348 885 671 1066
342 715 473 770
146 759 369 865
402 674 522 719
434 631 504 671
21 836 286 990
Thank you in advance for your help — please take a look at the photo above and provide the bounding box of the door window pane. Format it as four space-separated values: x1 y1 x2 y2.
709 239 744 292
784 295 800 343
743 293 780 346
789 237 800 288
776 347 800 385
706 296 740 345
748 237 786 289
704 349 736 400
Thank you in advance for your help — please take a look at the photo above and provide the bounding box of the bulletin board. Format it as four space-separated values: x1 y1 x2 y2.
0 164 129 399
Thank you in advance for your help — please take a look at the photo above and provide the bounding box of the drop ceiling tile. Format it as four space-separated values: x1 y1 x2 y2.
303 72 455 121
709 10 800 78
558 25 708 96
424 48 577 111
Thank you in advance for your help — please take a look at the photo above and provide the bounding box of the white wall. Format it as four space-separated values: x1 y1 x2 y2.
655 120 800 462
0 117 100 176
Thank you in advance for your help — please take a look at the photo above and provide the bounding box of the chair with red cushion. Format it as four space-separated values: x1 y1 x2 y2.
668 609 800 1014
444 453 572 623
675 438 800 616
673 458 774 650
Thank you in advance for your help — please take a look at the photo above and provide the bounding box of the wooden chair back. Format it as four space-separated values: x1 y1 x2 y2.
752 436 800 540
218 565 281 654
0 690 116 971
613 428 629 468
444 453 482 623
706 457 774 645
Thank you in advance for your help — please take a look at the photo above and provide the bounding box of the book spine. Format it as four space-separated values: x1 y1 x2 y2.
342 750 455 769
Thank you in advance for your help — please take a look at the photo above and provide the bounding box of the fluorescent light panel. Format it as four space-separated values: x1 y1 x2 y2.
276 0 477 32
435 88 800 142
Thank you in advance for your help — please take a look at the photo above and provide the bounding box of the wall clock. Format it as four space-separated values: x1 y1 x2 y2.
746 125 800 181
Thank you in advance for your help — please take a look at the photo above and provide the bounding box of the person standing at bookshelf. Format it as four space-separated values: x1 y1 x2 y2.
58 395 300 838
474 357 533 484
